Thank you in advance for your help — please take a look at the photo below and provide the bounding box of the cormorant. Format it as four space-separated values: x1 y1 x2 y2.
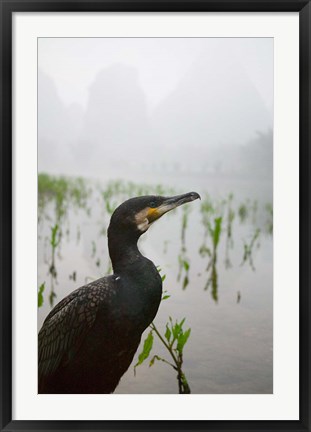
38 192 200 393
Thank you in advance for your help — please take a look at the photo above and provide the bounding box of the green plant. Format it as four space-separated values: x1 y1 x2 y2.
238 203 248 223
224 194 235 269
48 224 61 307
135 271 191 394
135 314 191 394
265 203 273 234
38 282 45 307
241 228 260 270
204 217 222 302
177 205 191 290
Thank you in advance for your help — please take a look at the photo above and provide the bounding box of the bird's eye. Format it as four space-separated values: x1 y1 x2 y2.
149 201 157 208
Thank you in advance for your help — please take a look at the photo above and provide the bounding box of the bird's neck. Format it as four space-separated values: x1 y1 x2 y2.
108 228 145 274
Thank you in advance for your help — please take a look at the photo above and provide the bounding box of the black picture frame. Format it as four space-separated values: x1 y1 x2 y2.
1 1 310 431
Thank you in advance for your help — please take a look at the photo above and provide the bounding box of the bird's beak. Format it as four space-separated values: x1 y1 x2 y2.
147 192 201 223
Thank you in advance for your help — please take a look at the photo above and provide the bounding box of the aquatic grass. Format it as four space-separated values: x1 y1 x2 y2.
265 203 273 235
204 217 223 302
237 199 258 226
199 196 223 300
99 179 177 217
177 205 191 290
177 256 190 290
241 228 261 271
238 203 248 223
91 241 97 258
47 224 61 307
69 271 77 282
225 194 235 269
237 291 241 303
38 174 93 290
38 174 272 310
38 282 45 307
38 173 92 224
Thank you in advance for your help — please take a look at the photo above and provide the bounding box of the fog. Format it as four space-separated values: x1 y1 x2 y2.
38 39 273 393
38 38 273 184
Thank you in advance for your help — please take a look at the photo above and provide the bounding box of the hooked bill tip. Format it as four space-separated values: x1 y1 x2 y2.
188 192 201 201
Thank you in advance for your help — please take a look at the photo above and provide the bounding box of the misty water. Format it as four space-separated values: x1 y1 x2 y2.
38 172 273 394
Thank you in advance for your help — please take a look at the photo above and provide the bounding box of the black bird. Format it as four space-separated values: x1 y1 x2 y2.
38 192 200 393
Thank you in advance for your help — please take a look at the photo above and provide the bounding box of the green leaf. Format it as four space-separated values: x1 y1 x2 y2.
177 328 191 353
164 325 171 342
199 244 211 257
161 274 166 282
38 282 45 307
183 260 190 271
50 224 60 248
213 217 222 248
172 322 179 339
49 290 56 307
172 318 185 339
182 275 189 290
179 317 186 328
161 290 170 301
228 208 235 223
149 355 162 367
134 331 154 372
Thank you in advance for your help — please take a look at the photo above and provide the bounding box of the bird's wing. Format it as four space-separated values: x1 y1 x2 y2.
38 278 112 379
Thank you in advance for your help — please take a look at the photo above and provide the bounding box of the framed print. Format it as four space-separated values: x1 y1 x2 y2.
1 1 310 431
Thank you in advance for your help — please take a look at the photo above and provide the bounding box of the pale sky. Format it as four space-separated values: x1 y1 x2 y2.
38 37 273 115
38 37 273 179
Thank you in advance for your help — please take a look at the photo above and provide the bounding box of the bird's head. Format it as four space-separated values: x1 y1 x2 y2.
108 192 200 238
